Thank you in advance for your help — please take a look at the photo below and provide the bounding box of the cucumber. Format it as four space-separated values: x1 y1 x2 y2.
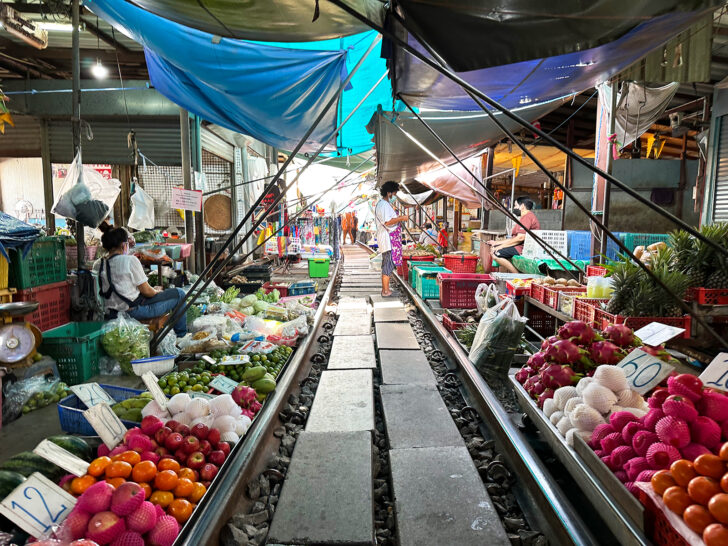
0 471 25 499
252 377 276 394
47 435 93 462
242 366 267 382
0 452 65 481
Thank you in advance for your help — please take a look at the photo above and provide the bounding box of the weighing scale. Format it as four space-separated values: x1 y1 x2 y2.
0 302 41 364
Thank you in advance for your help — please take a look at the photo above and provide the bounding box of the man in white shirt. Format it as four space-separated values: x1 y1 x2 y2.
374 181 407 296
418 222 438 246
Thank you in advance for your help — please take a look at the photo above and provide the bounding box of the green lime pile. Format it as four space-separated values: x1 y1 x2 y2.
157 369 213 396
21 382 71 414
111 392 153 422
249 346 293 379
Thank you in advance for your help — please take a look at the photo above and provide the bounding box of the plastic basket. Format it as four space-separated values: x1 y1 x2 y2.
15 281 71 332
398 254 435 277
409 264 445 288
685 287 728 305
567 231 592 260
443 254 478 273
438 273 494 309
573 298 611 327
530 283 546 303
65 245 98 270
58 384 146 435
289 281 317 296
522 230 568 260
0 254 8 290
525 307 558 337
262 281 289 298
622 233 669 253
542 285 586 309
308 258 330 278
505 280 532 297
161 243 192 259
586 265 608 277
39 322 106 385
9 237 67 289
557 291 589 317
638 488 691 546
597 311 692 339
442 314 468 332
414 266 450 299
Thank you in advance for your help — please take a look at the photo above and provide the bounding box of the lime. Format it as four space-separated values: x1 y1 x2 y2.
167 376 177 386
158 379 167 388
170 386 180 395
252 355 260 362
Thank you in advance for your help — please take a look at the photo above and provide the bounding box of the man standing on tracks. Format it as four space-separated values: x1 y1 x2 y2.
375 181 408 296
489 196 540 273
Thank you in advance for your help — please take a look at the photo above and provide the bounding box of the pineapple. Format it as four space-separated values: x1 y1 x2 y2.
605 260 640 314
669 229 702 286
669 224 728 289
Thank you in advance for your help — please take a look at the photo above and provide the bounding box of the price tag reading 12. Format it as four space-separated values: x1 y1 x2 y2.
699 353 728 392
0 473 76 537
617 349 675 395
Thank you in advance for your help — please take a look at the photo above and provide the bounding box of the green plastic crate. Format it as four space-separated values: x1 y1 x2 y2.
621 233 669 253
308 257 330 278
413 266 451 299
409 263 443 287
40 322 106 385
9 236 67 289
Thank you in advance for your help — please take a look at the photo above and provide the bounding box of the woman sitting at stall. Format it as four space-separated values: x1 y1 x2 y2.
96 222 188 336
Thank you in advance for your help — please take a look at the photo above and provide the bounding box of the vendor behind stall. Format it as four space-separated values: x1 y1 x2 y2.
96 222 188 336
489 197 540 273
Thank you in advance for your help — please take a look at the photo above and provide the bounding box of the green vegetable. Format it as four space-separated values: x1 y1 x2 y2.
241 294 258 307
253 300 269 313
241 306 255 316
187 305 202 325
220 286 240 304
102 319 152 375
271 289 280 302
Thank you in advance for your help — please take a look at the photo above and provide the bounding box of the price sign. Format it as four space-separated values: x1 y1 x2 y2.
142 371 167 409
189 392 215 400
33 440 89 477
69 383 115 408
218 355 250 366
617 349 675 395
0 473 76 537
83 403 126 449
209 375 238 394
634 322 686 347
201 355 216 366
699 353 728 392
171 187 203 212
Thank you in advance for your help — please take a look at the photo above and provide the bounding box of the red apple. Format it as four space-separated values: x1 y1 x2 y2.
200 463 218 481
154 446 169 458
174 448 188 463
208 450 225 466
201 480 211 489
175 424 191 437
191 423 209 441
207 428 221 448
140 415 164 436
155 426 172 446
140 451 160 465
164 432 183 452
165 420 180 431
182 436 200 455
186 451 206 470
217 442 231 457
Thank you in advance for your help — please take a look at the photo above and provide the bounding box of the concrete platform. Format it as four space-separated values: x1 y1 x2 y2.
268 431 374 545
306 369 375 432
375 322 420 350
337 297 369 313
373 306 408 323
380 384 462 449
328 335 376 370
379 350 437 387
389 446 509 546
340 290 380 298
334 312 372 336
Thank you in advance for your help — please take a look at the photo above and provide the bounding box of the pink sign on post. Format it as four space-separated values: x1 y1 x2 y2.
171 187 203 212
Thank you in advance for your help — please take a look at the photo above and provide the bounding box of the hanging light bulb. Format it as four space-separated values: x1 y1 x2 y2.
91 59 108 79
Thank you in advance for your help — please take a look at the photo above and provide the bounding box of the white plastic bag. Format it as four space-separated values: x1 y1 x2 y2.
475 283 499 313
128 186 155 230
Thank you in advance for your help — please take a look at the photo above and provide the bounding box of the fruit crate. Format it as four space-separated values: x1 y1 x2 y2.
638 486 692 546
438 273 494 309
596 310 692 339
398 254 435 277
567 231 592 261
586 265 608 277
557 291 590 317
505 280 532 297
58 384 146 435
525 306 558 337
442 314 468 332
9 237 67 289
621 233 669 253
39 322 106 385
289 280 317 296
414 266 450 299
573 298 611 327
15 280 71 332
262 281 289 298
161 243 192 259
409 264 445 288
685 287 728 305
543 285 586 309
443 254 478 273
308 257 330 278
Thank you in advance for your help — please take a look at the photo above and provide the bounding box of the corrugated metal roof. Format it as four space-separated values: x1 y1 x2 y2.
0 115 41 157
714 116 728 222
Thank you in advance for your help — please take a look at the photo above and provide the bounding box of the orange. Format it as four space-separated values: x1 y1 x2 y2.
178 468 198 482
149 490 174 508
70 475 96 495
684 504 716 535
720 443 728 461
189 482 206 503
704 523 728 546
709 493 728 524
132 460 157 483
671 460 697 487
168 498 194 524
153 470 179 491
105 477 126 489
138 482 152 500
157 458 181 474
663 486 692 515
651 470 676 496
112 451 141 467
87 457 112 477
689 477 723 506
695 455 727 480
106 461 133 479
173 478 194 498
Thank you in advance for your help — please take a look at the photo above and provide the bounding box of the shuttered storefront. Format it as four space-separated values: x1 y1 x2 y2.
714 116 728 223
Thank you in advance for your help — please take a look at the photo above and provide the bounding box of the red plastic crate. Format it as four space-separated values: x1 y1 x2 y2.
438 273 494 309
639 488 690 546
525 306 558 337
573 298 610 327
586 265 607 277
597 310 692 339
506 280 531 296
442 314 468 332
398 254 435 277
15 280 71 332
530 283 546 302
261 281 289 298
443 254 478 273
542 285 586 308
685 287 728 305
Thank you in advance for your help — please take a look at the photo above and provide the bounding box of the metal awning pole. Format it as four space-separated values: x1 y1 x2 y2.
72 0 84 268
179 108 196 273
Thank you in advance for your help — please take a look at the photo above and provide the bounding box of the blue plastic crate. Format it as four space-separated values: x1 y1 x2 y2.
605 232 626 261
57 384 146 435
289 280 317 296
567 231 592 260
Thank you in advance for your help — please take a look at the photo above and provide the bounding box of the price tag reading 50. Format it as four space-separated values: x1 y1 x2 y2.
617 349 675 395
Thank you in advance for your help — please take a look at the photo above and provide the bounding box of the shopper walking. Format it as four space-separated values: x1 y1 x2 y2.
374 181 408 296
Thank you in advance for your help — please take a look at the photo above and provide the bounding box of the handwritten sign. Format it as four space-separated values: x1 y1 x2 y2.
171 187 203 212
142 372 167 410
189 392 215 400
617 349 675 395
218 355 250 366
33 440 89 477
0 473 76 537
83 403 127 449
634 322 686 347
209 375 238 394
699 352 728 392
70 383 115 408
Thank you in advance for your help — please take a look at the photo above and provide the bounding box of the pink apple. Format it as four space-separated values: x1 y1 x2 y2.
186 451 205 470
217 442 231 457
200 463 218 481
140 451 160 465
154 446 169 458
154 427 172 446
191 423 209 441
182 436 200 455
164 432 183 452
165 420 180 431
140 416 164 436
208 450 225 466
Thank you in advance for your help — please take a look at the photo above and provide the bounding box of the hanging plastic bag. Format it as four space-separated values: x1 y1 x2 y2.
2 376 69 424
128 186 155 230
475 283 499 313
101 313 152 375
468 298 527 381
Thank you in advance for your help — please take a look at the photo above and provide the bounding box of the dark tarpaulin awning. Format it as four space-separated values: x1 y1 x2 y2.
125 0 385 41
395 0 720 71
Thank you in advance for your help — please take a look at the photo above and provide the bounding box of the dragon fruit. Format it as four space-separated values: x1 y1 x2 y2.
589 341 626 365
537 389 555 408
544 339 586 365
662 395 698 422
527 352 547 371
558 321 598 345
541 336 560 351
698 391 728 422
602 324 637 348
646 442 681 469
641 344 674 363
540 364 581 389
655 416 691 448
523 376 540 396
231 385 257 408
690 416 722 449
514 367 532 384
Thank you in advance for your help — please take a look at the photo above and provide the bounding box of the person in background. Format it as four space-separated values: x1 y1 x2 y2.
437 222 449 254
351 212 358 243
418 222 438 246
489 196 540 273
375 181 408 296
95 222 188 336
341 213 351 244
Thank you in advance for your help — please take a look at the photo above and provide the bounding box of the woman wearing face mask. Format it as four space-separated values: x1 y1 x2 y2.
488 196 540 273
96 222 188 336
375 181 408 296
